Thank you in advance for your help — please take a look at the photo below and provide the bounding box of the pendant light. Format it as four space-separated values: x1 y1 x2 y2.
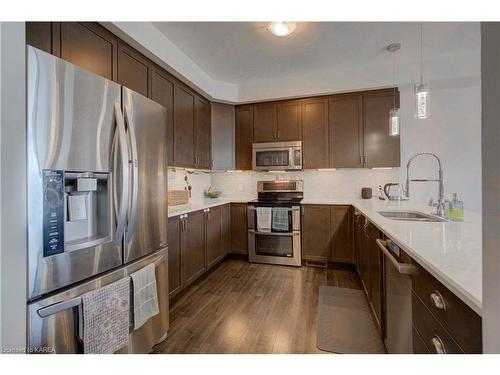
414 22 430 119
387 43 401 136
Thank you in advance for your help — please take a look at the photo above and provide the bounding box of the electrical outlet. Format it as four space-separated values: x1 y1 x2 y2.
378 184 383 190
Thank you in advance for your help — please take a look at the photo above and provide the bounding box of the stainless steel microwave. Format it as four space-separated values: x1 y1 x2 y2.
252 141 302 171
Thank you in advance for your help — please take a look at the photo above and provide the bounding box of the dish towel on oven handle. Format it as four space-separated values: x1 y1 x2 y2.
81 277 130 354
272 207 290 232
130 263 159 330
256 207 272 233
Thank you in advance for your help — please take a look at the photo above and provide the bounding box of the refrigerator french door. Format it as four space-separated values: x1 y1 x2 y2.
27 46 169 353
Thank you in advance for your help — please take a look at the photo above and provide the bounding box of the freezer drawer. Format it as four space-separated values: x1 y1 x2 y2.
28 248 169 354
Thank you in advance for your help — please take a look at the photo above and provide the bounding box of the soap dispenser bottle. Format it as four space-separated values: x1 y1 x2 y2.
448 193 464 222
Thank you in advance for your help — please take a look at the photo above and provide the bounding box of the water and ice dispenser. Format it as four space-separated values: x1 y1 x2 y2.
43 170 111 257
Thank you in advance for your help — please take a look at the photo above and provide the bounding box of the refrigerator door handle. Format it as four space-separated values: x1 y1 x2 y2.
113 103 129 245
124 104 139 240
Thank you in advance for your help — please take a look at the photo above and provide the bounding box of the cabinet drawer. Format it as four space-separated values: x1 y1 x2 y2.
412 263 482 353
412 292 464 354
412 325 430 354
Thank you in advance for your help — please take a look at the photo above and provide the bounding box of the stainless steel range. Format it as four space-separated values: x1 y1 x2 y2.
247 180 303 267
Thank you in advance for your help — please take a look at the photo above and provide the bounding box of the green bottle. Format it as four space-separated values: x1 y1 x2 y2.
448 193 464 222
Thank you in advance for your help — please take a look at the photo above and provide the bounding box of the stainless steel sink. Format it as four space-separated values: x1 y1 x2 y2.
378 210 447 222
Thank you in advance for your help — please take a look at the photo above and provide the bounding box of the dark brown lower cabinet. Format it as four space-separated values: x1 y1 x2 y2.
221 204 231 256
182 210 206 286
359 216 371 296
353 210 363 275
368 222 383 333
167 216 181 298
231 203 248 255
301 205 331 263
206 206 222 269
330 205 353 263
168 204 232 299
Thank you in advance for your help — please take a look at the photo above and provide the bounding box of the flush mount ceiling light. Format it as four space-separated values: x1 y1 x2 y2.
267 22 296 37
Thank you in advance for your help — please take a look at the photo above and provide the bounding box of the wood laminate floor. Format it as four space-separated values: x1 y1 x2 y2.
153 259 362 354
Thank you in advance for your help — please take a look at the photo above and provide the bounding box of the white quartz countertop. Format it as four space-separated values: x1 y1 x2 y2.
168 197 252 217
168 196 482 315
302 198 482 315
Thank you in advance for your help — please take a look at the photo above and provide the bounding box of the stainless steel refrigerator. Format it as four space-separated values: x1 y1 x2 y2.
26 46 169 353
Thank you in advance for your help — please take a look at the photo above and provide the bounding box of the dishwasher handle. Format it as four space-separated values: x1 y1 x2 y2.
376 239 418 275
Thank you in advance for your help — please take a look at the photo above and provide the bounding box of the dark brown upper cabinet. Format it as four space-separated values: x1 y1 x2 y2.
277 100 302 141
151 66 175 165
194 96 212 169
174 84 196 168
253 103 277 142
117 41 151 97
363 89 400 168
329 94 364 168
26 22 53 54
235 105 254 170
302 98 329 169
59 22 117 81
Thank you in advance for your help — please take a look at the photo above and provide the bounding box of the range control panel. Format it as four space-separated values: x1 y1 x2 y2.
43 170 65 257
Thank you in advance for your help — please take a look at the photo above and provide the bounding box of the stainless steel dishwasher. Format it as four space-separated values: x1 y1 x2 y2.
377 238 418 354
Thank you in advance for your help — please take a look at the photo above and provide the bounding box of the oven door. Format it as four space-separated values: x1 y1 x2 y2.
247 205 301 266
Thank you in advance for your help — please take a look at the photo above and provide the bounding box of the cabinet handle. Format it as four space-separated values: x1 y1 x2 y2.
360 155 363 165
277 129 280 139
430 336 447 354
430 291 447 311
364 155 368 164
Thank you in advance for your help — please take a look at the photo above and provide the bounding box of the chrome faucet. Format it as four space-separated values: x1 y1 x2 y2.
405 152 446 217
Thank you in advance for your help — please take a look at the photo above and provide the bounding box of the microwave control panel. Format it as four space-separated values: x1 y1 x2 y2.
42 170 65 257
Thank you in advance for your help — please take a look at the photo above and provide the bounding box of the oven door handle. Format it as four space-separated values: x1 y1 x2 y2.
248 230 300 236
247 207 300 212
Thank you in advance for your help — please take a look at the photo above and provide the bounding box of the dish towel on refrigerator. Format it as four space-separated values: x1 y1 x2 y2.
130 263 159 330
81 277 130 354
272 207 289 232
256 207 272 232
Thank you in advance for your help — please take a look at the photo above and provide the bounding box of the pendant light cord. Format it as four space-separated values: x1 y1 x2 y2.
420 22 423 84
392 49 396 109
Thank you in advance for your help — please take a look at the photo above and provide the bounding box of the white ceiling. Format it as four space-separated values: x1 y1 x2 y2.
152 22 479 91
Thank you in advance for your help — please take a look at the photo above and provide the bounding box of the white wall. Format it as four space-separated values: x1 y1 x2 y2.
398 78 482 212
481 22 500 354
0 22 27 352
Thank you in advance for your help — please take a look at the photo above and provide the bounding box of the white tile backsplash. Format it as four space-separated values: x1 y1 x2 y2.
168 168 211 200
210 168 400 201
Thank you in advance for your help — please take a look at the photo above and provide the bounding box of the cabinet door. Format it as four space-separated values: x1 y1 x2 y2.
277 100 302 141
330 205 353 263
151 67 175 165
302 98 329 169
195 96 211 169
359 217 371 296
60 22 117 81
302 205 331 262
235 105 254 170
230 203 248 255
182 210 206 285
167 216 182 297
253 103 277 142
174 85 195 167
221 204 231 256
211 103 235 171
26 22 53 54
329 94 364 168
117 41 150 97
354 212 363 275
363 89 400 167
206 206 222 269
368 223 383 332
